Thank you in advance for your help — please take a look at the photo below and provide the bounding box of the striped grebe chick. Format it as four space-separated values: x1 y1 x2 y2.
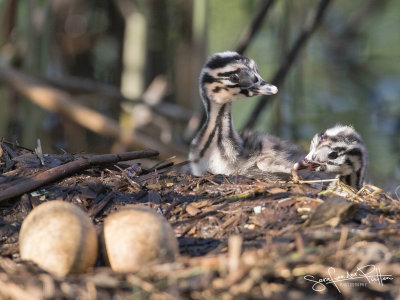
189 51 307 180
294 125 368 190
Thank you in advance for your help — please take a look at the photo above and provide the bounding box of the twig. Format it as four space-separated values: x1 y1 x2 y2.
228 235 243 277
336 226 348 252
295 232 305 256
148 156 176 172
163 198 179 219
356 184 382 196
0 150 159 203
0 141 18 158
34 139 45 166
298 178 338 184
1 139 33 152
236 0 276 54
395 185 400 201
243 0 333 129
0 142 16 172
330 0 389 47
41 74 191 122
88 191 115 218
136 160 190 183
0 0 18 46
113 164 142 189
0 65 188 158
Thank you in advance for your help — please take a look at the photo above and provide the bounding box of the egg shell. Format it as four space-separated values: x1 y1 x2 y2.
102 206 179 273
19 200 98 276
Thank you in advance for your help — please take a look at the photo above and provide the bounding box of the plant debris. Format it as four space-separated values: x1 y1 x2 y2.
1 141 400 299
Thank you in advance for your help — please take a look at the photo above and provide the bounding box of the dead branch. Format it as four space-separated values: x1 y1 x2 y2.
88 191 115 218
0 150 159 203
0 64 188 158
42 74 191 122
0 0 18 46
243 0 333 129
236 0 276 54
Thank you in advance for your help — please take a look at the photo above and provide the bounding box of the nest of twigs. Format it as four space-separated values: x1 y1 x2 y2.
0 140 400 300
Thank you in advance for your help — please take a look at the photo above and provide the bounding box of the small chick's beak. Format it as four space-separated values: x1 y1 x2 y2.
293 159 322 171
254 80 278 95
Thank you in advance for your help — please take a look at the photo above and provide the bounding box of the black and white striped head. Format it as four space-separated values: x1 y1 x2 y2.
294 125 368 190
200 51 278 105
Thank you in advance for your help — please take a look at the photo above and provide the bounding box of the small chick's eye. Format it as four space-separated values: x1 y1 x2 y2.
319 133 325 142
230 74 240 83
328 151 338 159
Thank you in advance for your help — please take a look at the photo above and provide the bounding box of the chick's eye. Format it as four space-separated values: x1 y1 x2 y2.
328 151 338 159
229 74 240 83
318 132 325 141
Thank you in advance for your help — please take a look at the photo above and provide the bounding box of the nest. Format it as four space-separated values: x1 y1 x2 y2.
1 141 400 299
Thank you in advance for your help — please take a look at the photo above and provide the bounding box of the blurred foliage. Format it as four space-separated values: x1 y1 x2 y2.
209 0 400 191
0 0 398 191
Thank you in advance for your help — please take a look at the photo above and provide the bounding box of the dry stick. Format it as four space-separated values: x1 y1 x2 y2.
42 74 192 122
88 191 115 218
325 0 389 108
136 160 190 183
338 0 389 43
243 0 333 130
295 232 305 256
336 226 349 252
0 65 188 159
1 0 18 45
228 235 243 277
236 0 276 54
0 150 159 203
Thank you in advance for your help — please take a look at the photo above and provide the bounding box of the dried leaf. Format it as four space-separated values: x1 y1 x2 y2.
267 187 287 194
186 204 201 216
305 197 358 227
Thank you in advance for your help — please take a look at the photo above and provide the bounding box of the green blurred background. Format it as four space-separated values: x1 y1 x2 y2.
0 0 399 192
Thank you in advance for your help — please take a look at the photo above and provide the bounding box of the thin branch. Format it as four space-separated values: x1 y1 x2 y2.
342 0 389 38
243 0 333 130
0 64 188 158
88 191 115 218
0 150 159 202
41 74 191 122
323 0 389 116
236 0 276 54
325 0 389 60
0 0 18 46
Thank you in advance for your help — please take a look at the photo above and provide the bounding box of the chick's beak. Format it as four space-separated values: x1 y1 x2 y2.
253 80 278 96
293 159 321 171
